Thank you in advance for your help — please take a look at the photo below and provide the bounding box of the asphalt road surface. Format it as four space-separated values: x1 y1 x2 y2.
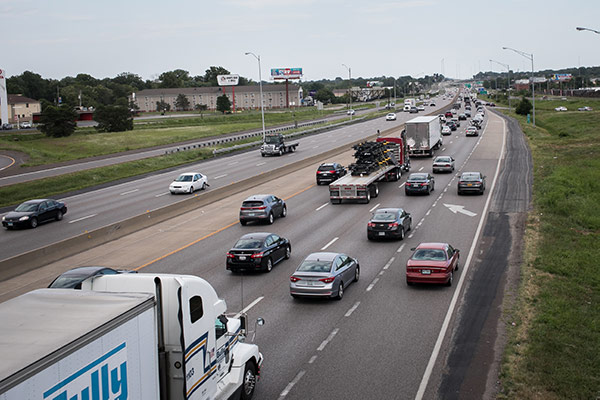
0 98 530 399
0 98 454 261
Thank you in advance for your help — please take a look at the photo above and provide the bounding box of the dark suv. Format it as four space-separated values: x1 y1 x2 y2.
239 194 287 225
316 163 347 185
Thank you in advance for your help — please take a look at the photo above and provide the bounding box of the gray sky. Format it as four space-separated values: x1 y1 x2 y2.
2 0 599 82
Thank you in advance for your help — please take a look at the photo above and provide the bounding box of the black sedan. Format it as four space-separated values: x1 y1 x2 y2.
48 266 135 289
2 199 67 229
226 232 291 273
457 172 486 195
367 208 412 240
405 173 435 195
316 162 347 185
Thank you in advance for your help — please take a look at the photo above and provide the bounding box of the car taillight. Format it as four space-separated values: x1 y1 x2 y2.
251 252 264 259
290 276 301 282
421 182 429 186
367 222 376 227
389 222 399 227
240 207 250 210
445 164 450 167
226 253 234 258
319 277 335 284
256 206 267 210
328 170 336 174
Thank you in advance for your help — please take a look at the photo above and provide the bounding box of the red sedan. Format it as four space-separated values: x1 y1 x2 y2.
406 243 460 286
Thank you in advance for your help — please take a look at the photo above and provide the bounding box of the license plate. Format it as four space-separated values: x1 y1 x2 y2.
413 184 419 187
303 280 320 286
421 270 431 275
248 213 255 216
7 222 13 226
378 232 385 236
238 256 246 261
467 183 473 186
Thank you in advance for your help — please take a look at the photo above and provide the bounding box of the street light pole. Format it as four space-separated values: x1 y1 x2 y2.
342 64 352 119
576 26 600 34
245 52 266 141
490 59 511 110
503 46 535 126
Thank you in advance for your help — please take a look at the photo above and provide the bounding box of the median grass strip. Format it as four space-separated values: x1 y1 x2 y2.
495 98 600 399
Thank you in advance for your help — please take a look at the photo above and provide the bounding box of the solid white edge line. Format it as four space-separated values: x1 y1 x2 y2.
68 214 98 223
279 370 306 398
234 296 264 318
321 237 339 250
316 203 328 211
414 112 507 400
369 203 380 212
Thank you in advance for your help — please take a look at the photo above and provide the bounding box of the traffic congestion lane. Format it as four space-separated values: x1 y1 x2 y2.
0 97 455 261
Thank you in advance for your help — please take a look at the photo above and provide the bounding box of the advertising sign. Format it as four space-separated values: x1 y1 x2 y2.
271 68 303 79
551 73 572 82
217 74 240 86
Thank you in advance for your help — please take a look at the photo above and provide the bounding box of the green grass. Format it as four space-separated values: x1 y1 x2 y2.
497 99 600 399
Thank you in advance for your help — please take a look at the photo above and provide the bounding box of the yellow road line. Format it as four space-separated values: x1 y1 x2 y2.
0 155 16 171
136 182 316 271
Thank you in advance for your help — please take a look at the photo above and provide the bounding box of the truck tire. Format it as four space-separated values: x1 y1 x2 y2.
364 191 371 204
290 146 295 153
278 149 283 156
370 184 379 198
241 362 257 400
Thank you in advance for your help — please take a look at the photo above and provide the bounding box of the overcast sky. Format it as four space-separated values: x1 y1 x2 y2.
2 0 599 82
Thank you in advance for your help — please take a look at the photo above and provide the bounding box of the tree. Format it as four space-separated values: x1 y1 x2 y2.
195 104 208 118
314 88 336 104
158 69 190 88
39 105 77 137
156 100 171 112
515 96 532 116
94 105 134 132
175 94 190 111
216 95 231 114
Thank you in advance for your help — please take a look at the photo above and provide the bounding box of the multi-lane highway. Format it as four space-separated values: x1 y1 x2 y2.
0 98 454 261
0 92 529 399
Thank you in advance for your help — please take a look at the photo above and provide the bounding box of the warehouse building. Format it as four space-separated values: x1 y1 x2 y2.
131 84 302 112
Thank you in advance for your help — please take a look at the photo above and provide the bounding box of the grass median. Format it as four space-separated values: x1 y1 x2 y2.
494 97 600 399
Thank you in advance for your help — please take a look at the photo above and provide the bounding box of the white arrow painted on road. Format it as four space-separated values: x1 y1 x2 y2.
443 203 477 217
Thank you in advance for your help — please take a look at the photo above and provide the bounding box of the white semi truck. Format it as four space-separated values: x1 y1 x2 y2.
0 273 263 400
404 116 442 157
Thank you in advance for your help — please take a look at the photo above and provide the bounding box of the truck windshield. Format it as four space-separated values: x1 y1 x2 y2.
264 136 281 144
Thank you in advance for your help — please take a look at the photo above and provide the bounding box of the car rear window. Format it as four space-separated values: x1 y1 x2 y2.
242 201 264 207
412 249 447 261
297 260 332 273
373 212 396 221
461 174 480 181
435 157 451 163
408 174 427 181
318 165 334 171
234 239 263 249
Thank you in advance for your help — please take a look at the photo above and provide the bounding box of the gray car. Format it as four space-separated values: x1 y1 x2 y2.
239 194 287 225
289 252 359 300
432 156 455 173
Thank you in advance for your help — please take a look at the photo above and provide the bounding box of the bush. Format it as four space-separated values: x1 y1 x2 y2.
38 105 78 137
94 105 134 132
516 97 533 116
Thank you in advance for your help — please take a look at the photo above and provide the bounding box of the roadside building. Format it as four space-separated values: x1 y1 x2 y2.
7 94 41 124
131 84 302 113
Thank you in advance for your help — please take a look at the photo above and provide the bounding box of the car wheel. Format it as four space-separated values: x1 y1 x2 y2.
446 272 453 287
189 186 194 193
480 188 484 195
455 261 459 271
284 246 291 259
55 211 63 221
406 279 413 286
240 362 257 400
335 282 344 300
30 217 38 229
354 266 360 282
458 189 462 195
267 212 274 224
240 220 247 226
367 233 373 241
398 228 404 240
202 182 206 190
281 206 287 218
264 258 273 273
407 220 412 231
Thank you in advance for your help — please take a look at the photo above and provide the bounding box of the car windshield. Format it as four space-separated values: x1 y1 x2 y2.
49 274 88 288
264 136 281 144
297 260 332 273
372 212 397 221
408 174 427 181
175 175 193 182
234 239 263 249
461 174 481 181
15 202 39 212
412 249 447 261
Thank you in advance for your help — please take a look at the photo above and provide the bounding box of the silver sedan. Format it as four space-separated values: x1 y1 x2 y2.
289 252 359 300
432 156 455 173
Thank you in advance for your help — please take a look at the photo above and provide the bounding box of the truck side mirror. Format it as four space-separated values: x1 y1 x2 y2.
256 317 265 326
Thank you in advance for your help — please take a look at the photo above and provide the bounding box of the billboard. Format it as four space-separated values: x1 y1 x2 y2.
271 68 302 79
217 74 240 86
551 73 572 82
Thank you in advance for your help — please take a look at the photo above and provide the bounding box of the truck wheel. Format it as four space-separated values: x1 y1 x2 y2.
278 149 283 156
290 146 295 153
261 153 266 157
241 362 257 400
364 191 371 204
370 184 379 198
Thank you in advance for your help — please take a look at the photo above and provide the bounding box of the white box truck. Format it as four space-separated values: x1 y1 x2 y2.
404 116 442 157
0 273 263 400
403 98 416 112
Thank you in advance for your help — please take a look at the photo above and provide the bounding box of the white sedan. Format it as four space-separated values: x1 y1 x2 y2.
386 113 397 121
169 172 208 194
554 106 567 112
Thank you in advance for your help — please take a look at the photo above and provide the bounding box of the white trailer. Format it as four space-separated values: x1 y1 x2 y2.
0 274 263 400
405 116 442 157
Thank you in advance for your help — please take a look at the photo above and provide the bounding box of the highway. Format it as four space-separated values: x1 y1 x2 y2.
0 95 530 399
0 98 453 262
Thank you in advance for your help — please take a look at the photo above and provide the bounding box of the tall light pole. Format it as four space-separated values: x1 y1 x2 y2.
503 46 535 126
576 26 600 34
490 59 511 110
393 77 397 108
245 52 266 141
342 64 352 119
